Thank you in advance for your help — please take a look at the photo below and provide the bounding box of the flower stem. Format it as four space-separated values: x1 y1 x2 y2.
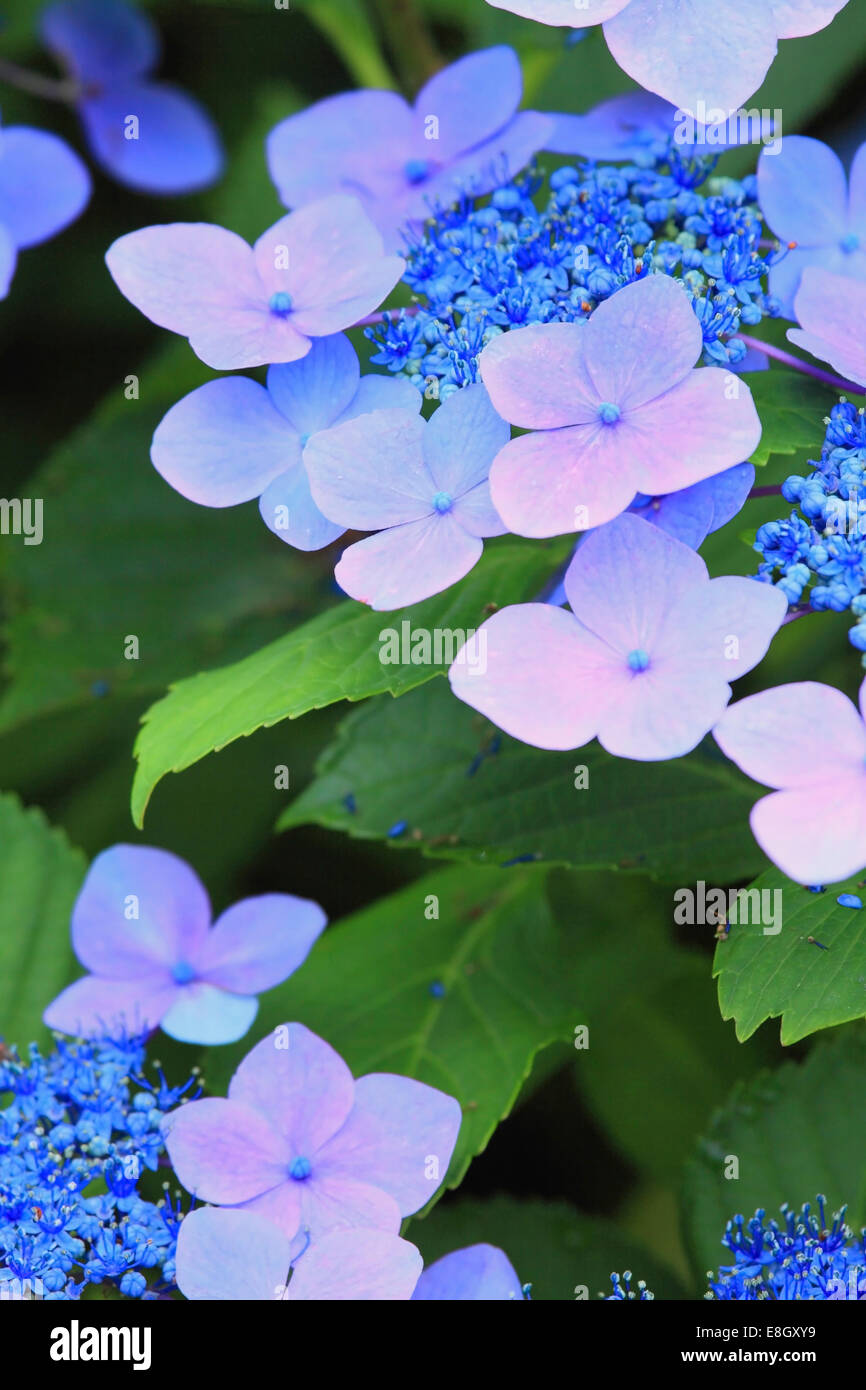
0 58 81 103
738 332 865 396
370 0 443 95
748 485 781 499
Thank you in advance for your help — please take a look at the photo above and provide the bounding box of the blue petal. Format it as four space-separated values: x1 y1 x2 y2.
160 982 259 1045
42 0 159 82
81 81 223 194
0 126 90 248
412 1245 524 1300
267 333 360 434
0 223 17 299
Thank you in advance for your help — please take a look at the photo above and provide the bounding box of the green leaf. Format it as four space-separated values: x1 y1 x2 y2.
0 794 85 1050
682 1028 866 1279
410 1194 688 1301
130 536 569 825
201 863 590 1200
745 367 834 468
279 677 767 882
714 868 866 1045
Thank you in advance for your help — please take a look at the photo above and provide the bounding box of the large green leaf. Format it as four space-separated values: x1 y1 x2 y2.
714 868 866 1044
0 794 85 1050
682 1029 866 1280
279 677 767 882
130 536 569 825
744 368 833 469
202 862 591 1199
410 1194 688 1301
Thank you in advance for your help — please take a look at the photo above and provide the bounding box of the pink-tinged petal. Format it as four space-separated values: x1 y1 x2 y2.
479 321 599 429
484 0 628 22
288 1229 421 1301
105 223 308 371
422 383 510 495
319 1074 461 1216
489 426 639 537
43 973 177 1038
266 335 359 435
771 0 850 39
195 894 326 994
334 372 422 424
162 1097 290 1204
714 682 866 788
430 111 553 209
41 0 158 82
227 1024 355 1155
259 465 345 552
452 480 508 538
564 513 707 652
160 984 259 1046
449 603 626 751
859 675 866 724
232 1180 302 1240
0 226 17 299
413 47 522 159
335 514 482 610
71 844 211 977
604 0 777 117
176 1208 292 1302
151 378 296 508
295 1176 403 1244
657 575 787 679
81 82 222 196
584 275 702 410
413 1244 524 1300
265 90 413 210
0 127 90 248
596 664 732 761
789 268 866 387
305 411 432 529
757 137 847 248
749 779 866 885
629 368 762 496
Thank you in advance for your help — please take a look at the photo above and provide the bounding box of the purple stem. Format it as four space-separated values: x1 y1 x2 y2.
782 605 815 627
739 333 865 395
748 485 781 499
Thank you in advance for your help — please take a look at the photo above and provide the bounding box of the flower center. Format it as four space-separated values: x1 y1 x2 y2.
627 648 650 672
289 1156 312 1181
269 291 293 316
171 960 196 985
404 158 432 185
840 234 861 255
432 491 453 514
597 402 621 425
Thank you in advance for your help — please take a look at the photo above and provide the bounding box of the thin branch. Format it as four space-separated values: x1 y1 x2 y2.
0 58 81 103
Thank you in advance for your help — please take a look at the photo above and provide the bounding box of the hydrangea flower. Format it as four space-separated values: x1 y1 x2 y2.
758 136 866 315
483 1 850 116
412 1244 526 1300
305 383 509 609
42 0 222 194
150 334 420 552
43 845 326 1046
105 196 405 370
478 275 762 537
450 512 787 760
0 122 90 299
787 266 866 388
714 678 866 883
546 90 775 162
266 47 552 251
708 1200 866 1300
161 1023 461 1244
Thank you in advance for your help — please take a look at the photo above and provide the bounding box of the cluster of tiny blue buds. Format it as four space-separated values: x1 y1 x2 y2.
754 399 866 658
0 1033 199 1300
367 140 785 398
607 1269 654 1300
708 1199 866 1300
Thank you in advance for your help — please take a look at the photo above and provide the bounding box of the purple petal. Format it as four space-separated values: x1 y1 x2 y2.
628 486 716 550
413 1244 524 1300
0 127 90 248
628 368 762 496
584 276 702 410
319 1073 461 1216
195 894 326 994
789 267 866 387
151 377 297 507
707 462 756 530
231 1181 302 1240
42 0 158 83
847 140 866 231
412 48 522 161
334 513 483 610
43 973 177 1038
595 663 733 761
176 1208 292 1301
656 574 787 679
449 603 625 751
259 465 345 552
713 681 866 788
544 92 674 160
266 335 359 435
480 321 599 429
162 1097 290 1205
290 1176 402 1245
421 384 510 495
489 425 640 536
334 372 423 424
749 780 866 885
452 479 508 538
604 0 778 116
70 843 211 977
81 82 222 195
771 0 850 38
227 1024 355 1156
757 137 847 248
288 1229 422 1301
305 410 432 529
160 984 259 1046
0 226 17 299
484 0 628 21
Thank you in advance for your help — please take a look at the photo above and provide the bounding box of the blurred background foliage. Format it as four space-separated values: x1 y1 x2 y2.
2 0 866 1295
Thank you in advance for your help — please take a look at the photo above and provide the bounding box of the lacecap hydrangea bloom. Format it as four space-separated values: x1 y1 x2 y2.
105 196 404 370
44 845 326 1046
162 1023 461 1245
450 512 787 761
0 121 90 299
708 1200 866 1300
42 0 223 194
266 46 552 251
150 333 421 552
483 0 850 117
